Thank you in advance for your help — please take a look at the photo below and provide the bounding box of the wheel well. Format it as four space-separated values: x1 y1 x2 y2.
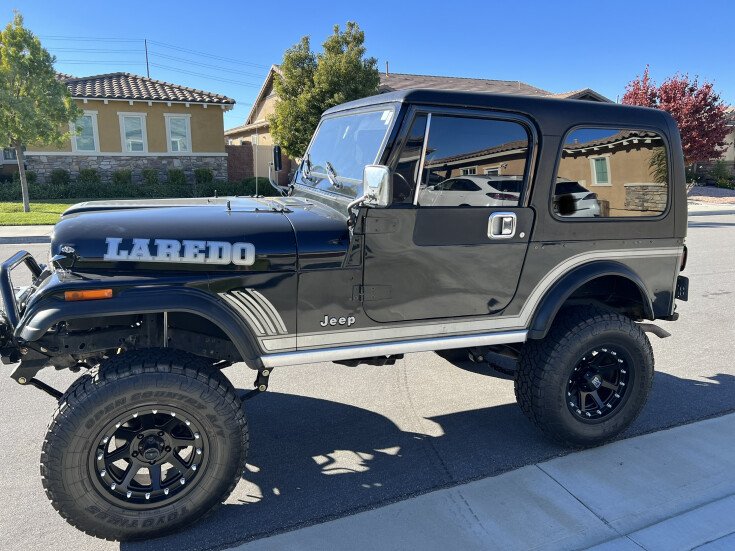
564 275 649 320
39 311 245 368
529 272 652 340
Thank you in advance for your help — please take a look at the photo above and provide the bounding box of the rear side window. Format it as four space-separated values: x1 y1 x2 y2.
415 115 530 207
554 128 669 218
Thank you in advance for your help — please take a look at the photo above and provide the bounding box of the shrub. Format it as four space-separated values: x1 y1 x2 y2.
12 170 37 186
241 177 277 196
50 169 70 187
194 168 213 186
167 169 187 186
710 160 733 188
142 168 159 187
112 169 132 187
75 168 101 198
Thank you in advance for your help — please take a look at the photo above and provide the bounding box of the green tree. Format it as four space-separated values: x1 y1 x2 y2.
0 12 80 212
270 22 380 158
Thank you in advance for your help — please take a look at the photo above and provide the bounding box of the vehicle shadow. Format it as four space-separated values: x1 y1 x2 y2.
121 370 735 551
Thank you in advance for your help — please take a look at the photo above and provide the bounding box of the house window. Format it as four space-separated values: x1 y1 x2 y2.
165 114 192 152
555 127 669 218
2 148 17 161
119 113 148 152
71 112 99 152
484 167 500 176
591 156 610 185
460 167 477 175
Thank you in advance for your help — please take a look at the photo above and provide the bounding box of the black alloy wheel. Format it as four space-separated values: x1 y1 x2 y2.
515 306 654 446
41 349 248 541
91 407 208 507
566 346 631 422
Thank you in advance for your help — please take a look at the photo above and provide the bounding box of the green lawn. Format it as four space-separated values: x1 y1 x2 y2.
0 201 75 225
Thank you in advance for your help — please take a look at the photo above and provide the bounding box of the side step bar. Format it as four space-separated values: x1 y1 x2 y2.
260 330 528 368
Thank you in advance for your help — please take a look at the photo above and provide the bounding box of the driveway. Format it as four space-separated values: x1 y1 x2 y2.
0 210 733 551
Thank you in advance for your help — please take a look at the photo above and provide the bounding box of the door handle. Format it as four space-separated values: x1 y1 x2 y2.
488 212 517 239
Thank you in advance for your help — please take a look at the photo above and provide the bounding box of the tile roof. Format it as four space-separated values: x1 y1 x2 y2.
379 73 553 97
57 72 235 105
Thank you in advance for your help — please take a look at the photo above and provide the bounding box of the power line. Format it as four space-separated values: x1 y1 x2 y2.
40 35 270 69
48 47 143 54
148 51 266 78
40 35 140 43
57 59 145 64
148 63 261 87
147 40 269 69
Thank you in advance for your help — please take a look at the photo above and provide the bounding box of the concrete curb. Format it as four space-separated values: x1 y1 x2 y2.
230 413 735 551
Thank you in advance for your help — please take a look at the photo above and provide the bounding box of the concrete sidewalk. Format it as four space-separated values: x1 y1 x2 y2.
0 224 53 244
233 413 735 551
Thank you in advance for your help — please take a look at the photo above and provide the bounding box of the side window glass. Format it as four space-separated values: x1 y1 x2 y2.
417 115 529 207
555 128 669 218
393 114 427 203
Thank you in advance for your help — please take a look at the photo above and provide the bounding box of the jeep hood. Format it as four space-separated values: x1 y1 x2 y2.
51 196 349 273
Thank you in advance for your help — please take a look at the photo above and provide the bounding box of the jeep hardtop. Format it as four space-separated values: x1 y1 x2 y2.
0 89 689 540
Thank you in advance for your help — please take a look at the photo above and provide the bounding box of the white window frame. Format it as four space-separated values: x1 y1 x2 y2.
70 111 100 153
460 166 477 176
164 113 192 153
118 112 148 153
590 154 612 186
484 167 501 176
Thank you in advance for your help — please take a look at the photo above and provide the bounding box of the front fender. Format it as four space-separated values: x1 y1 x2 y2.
528 260 655 340
16 286 261 365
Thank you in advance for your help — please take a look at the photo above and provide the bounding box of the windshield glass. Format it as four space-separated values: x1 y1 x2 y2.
296 107 395 198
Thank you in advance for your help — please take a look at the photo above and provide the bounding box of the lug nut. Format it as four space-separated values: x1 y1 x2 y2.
184 419 191 426
157 431 164 436
126 491 132 498
110 484 116 490
194 433 200 440
18 377 27 384
100 470 106 477
132 451 138 457
152 409 158 414
145 493 151 500
164 488 169 495
192 464 197 471
196 448 202 455
180 478 186 485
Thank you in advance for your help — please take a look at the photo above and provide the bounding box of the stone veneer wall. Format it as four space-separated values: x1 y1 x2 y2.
25 154 227 184
624 183 668 213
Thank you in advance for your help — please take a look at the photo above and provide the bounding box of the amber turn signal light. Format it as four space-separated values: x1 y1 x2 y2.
64 289 113 301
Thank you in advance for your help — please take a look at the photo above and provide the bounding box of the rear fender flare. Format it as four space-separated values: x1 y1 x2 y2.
528 260 654 340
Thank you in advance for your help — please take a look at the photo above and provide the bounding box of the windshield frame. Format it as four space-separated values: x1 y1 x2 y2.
293 103 399 201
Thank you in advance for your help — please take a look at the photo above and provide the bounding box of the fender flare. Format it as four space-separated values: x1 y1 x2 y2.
16 286 260 365
527 260 654 340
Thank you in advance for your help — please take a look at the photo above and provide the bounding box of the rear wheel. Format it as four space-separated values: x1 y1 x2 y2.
41 349 248 541
515 306 653 446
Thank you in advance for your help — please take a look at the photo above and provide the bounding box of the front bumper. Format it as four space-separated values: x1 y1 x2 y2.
0 250 43 363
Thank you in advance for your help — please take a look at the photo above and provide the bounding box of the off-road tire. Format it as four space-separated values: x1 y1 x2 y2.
515 306 654 446
41 349 248 541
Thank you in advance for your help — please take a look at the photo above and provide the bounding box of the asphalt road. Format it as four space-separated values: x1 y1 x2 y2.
1 211 734 551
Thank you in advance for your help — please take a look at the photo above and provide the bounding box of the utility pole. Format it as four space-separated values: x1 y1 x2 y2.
144 39 150 78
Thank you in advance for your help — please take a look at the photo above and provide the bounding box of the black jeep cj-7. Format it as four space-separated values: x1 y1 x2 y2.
0 90 689 540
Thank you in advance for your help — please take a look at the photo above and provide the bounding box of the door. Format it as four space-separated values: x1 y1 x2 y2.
362 110 536 323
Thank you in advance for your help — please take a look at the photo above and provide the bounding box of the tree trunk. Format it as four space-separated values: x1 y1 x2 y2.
14 142 30 213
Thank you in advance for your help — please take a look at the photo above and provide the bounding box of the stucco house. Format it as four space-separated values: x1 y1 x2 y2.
224 66 610 179
6 72 235 184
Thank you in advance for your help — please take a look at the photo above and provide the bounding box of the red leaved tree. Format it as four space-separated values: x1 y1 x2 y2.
622 67 730 165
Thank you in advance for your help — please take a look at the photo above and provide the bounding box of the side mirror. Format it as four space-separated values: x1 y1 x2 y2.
273 145 282 172
363 165 392 208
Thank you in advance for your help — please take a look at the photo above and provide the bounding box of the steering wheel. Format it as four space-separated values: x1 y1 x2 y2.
392 171 413 202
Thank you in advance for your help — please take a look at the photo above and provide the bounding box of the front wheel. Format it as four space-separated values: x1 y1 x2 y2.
515 306 654 446
41 349 248 541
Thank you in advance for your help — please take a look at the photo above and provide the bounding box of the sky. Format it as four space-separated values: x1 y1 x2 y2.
5 0 734 130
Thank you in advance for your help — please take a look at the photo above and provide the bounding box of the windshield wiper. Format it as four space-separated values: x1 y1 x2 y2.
325 161 342 189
